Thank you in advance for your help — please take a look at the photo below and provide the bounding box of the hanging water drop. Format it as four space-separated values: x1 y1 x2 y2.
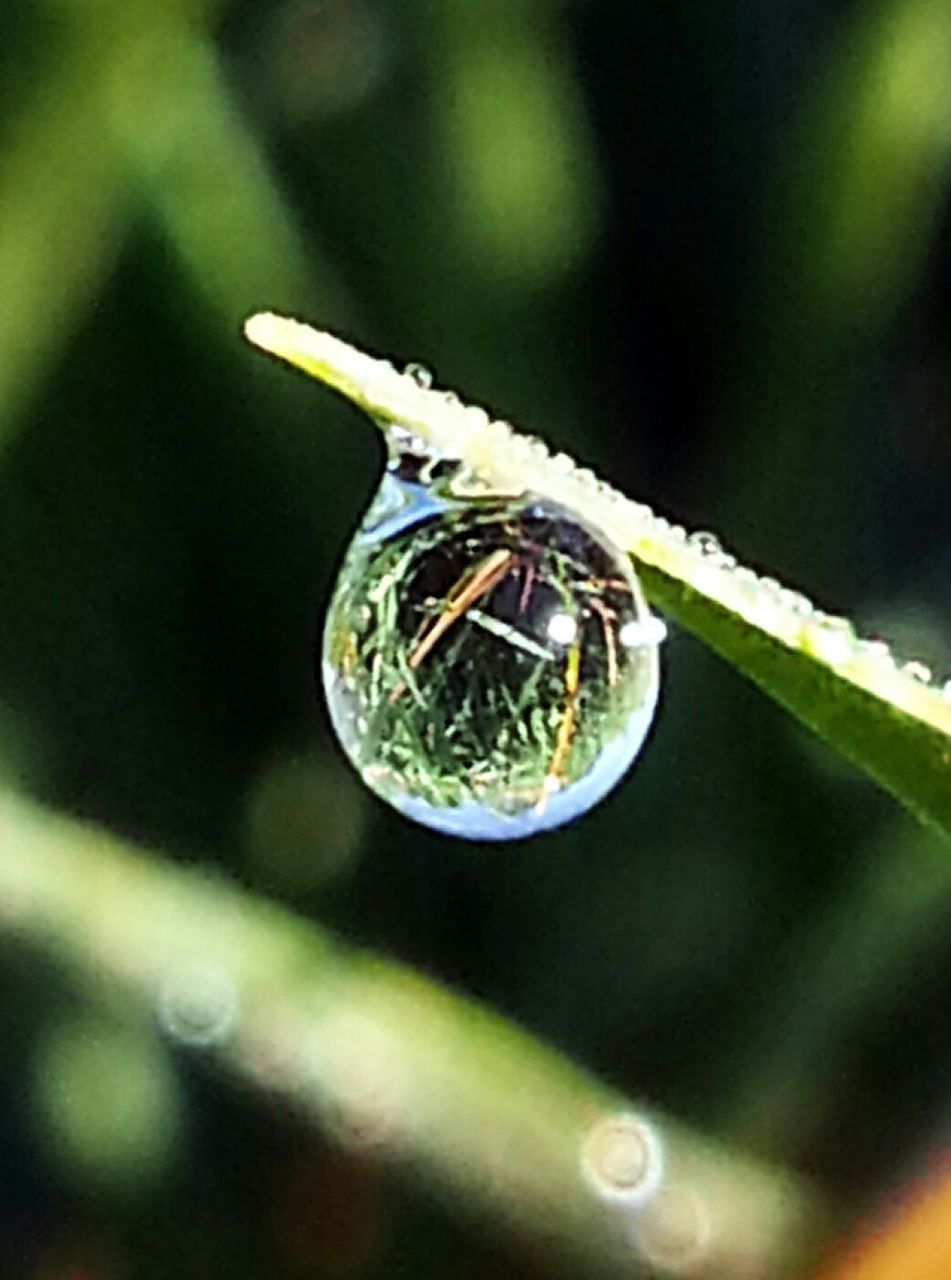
320 442 664 840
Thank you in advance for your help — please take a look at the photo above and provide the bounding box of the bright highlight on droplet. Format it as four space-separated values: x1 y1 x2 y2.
321 438 664 840
546 611 578 646
619 617 668 648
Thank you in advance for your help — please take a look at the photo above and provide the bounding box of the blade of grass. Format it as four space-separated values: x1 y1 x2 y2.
721 0 951 561
243 313 951 839
0 41 124 453
108 22 349 326
0 788 822 1279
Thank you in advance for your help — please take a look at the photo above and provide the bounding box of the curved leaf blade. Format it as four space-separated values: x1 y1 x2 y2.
244 313 951 839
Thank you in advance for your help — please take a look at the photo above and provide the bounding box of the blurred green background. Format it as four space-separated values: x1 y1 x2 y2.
1 0 950 1276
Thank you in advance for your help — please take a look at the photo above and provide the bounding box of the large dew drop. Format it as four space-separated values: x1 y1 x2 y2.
320 439 664 840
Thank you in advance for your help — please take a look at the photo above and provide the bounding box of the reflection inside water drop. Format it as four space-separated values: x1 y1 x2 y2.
320 440 663 840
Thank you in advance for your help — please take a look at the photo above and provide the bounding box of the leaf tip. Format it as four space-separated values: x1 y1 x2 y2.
243 310 286 355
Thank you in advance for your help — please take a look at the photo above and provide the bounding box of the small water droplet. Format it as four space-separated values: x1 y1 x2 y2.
856 637 895 668
321 457 663 840
806 614 856 667
158 962 238 1048
942 679 951 701
901 660 933 684
687 531 723 558
777 587 813 616
581 1113 664 1206
403 361 433 389
463 404 490 430
630 1185 710 1270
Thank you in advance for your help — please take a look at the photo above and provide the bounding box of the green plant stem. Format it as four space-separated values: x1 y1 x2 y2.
0 788 820 1278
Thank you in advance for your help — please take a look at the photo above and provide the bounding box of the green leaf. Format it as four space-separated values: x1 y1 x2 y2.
640 565 951 836
244 313 951 840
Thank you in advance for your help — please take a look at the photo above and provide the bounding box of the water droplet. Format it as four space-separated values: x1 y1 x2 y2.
901 660 933 684
581 1113 664 1207
321 453 663 840
688 531 722 558
630 1185 710 1269
806 615 856 667
157 962 238 1048
403 361 433 389
777 587 813 616
856 637 895 669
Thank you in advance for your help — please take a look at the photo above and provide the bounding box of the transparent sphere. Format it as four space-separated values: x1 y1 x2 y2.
321 461 663 840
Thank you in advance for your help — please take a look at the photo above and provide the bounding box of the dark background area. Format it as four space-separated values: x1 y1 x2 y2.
0 0 950 1275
